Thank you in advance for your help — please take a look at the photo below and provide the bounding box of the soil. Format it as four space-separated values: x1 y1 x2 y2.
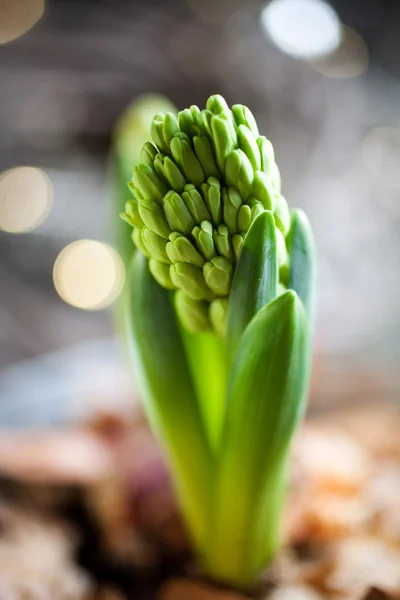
0 402 399 600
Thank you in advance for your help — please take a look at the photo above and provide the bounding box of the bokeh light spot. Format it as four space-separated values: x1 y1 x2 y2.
53 240 125 311
310 26 369 78
261 0 341 59
362 127 400 190
0 166 53 233
0 0 44 44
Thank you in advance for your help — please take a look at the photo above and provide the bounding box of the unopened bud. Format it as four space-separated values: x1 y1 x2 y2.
203 256 232 296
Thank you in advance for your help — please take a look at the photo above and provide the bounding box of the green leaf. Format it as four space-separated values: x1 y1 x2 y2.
287 209 316 320
125 252 211 549
226 210 278 359
205 291 310 587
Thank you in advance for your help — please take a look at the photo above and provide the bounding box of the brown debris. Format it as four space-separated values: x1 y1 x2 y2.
0 504 92 599
158 579 248 600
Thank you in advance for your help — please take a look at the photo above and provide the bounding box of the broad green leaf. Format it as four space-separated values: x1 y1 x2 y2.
227 210 278 359
125 252 211 548
287 209 316 320
205 291 310 587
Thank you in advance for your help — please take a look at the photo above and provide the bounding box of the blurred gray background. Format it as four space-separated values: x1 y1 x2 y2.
0 0 399 425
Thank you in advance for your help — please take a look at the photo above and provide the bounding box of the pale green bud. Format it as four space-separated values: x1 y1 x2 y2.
192 221 216 261
133 164 167 204
178 109 196 138
132 227 150 257
271 162 281 194
257 136 275 176
276 227 290 281
222 187 242 235
213 224 232 260
120 199 144 229
138 198 171 239
202 177 222 226
232 104 259 138
225 149 254 200
175 291 211 334
237 204 252 235
163 112 180 146
251 202 264 222
237 125 261 172
166 232 205 268
182 184 211 223
232 234 244 262
274 194 290 236
149 259 176 290
170 263 212 301
209 297 229 337
141 142 158 167
141 227 170 264
170 136 205 187
154 153 186 193
252 171 275 211
203 256 232 296
200 109 213 137
164 190 196 235
211 114 237 174
193 136 220 179
151 114 169 155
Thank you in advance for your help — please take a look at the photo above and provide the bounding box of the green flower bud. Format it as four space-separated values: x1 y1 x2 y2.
232 234 244 262
193 136 220 179
200 109 213 137
190 105 207 136
192 220 216 261
178 108 196 138
257 136 275 176
225 149 254 200
151 114 169 155
276 227 290 281
211 114 237 173
164 190 196 235
120 94 293 335
202 177 222 226
237 204 252 235
206 94 231 118
138 198 171 239
209 297 229 337
166 232 205 268
141 227 170 264
274 194 290 236
251 201 264 222
203 256 232 296
141 142 158 167
252 171 275 211
271 162 281 194
132 227 150 257
149 259 176 290
133 164 167 204
127 180 138 198
182 184 211 223
170 136 205 187
223 187 242 235
213 224 232 260
154 153 186 193
120 199 144 229
175 291 211 333
170 263 212 301
237 125 261 172
163 112 180 145
232 104 259 138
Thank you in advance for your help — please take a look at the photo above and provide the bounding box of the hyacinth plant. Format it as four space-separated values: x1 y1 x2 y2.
120 95 316 589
